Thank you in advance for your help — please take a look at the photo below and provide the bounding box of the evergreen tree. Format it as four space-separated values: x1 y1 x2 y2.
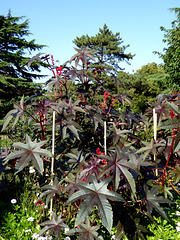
73 24 134 74
157 8 180 91
0 10 46 119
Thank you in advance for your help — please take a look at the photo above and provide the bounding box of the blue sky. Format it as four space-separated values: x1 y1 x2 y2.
1 0 180 81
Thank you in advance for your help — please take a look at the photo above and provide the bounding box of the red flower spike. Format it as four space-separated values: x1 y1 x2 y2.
170 110 175 119
96 147 101 155
102 159 107 165
51 55 54 65
56 66 62 76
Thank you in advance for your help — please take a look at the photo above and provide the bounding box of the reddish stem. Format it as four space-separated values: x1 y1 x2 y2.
161 128 176 185
45 57 56 77
26 110 46 142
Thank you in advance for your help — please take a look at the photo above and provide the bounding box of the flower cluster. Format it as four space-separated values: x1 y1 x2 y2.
56 66 62 76
104 91 110 102
11 199 17 204
103 91 115 109
29 166 35 174
96 147 107 165
27 217 34 222
170 110 175 119
176 222 180 232
32 233 53 240
78 94 86 103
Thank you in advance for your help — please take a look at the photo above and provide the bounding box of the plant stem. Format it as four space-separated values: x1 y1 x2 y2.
161 129 176 185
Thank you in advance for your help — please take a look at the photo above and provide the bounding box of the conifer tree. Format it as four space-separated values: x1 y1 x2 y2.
0 10 46 119
73 24 134 73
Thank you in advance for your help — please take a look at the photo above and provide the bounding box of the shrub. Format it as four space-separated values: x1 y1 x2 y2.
1 49 180 239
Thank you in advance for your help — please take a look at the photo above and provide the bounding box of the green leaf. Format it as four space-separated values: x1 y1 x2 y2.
166 102 180 116
67 217 103 240
70 47 96 67
99 146 137 198
143 185 172 221
1 95 25 131
159 185 173 199
66 175 125 233
112 123 130 145
114 221 125 240
136 139 165 160
133 218 149 240
160 117 180 129
172 164 180 184
174 129 180 151
39 212 68 239
46 76 63 90
39 177 63 205
3 135 52 174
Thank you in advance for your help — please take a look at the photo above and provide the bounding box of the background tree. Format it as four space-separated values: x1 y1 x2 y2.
73 24 134 74
157 8 180 91
117 63 167 113
0 10 46 120
73 24 134 107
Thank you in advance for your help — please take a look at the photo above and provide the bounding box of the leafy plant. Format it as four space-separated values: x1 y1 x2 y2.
1 46 180 240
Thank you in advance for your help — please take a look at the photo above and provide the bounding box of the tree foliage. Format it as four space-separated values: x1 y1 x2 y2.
73 24 134 73
157 8 180 91
117 63 168 113
0 10 46 119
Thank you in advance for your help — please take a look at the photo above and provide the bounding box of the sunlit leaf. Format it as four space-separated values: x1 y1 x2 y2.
160 117 180 130
70 47 96 67
39 177 63 205
66 175 125 233
136 139 165 160
79 155 104 182
99 146 137 198
3 135 51 174
39 212 68 240
67 217 103 240
143 185 172 221
111 123 130 145
172 165 180 184
27 52 44 68
45 76 63 90
58 98 86 115
1 95 25 131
